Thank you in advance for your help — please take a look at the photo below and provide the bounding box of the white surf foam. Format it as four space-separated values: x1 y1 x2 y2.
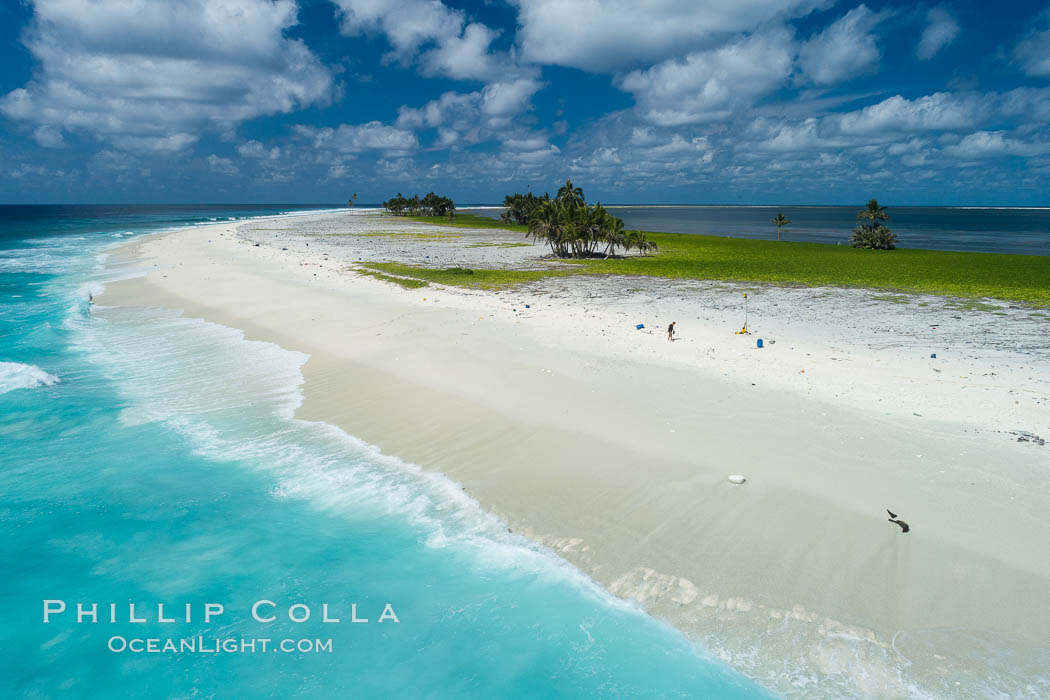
72 301 644 616
78 281 105 300
0 362 60 394
0 250 69 274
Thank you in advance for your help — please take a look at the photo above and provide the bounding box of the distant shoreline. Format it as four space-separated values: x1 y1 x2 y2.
2 202 1048 209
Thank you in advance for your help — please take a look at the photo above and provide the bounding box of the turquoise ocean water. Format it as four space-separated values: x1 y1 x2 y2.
0 206 768 698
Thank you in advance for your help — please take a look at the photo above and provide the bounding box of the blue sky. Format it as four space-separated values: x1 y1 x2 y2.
1 0 1049 205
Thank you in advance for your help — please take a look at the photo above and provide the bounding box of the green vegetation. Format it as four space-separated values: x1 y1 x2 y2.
362 227 1050 305
771 212 790 241
406 213 527 231
360 230 461 240
852 226 897 250
943 300 1004 312
525 179 655 258
353 267 430 289
383 192 455 217
407 181 657 257
501 192 550 225
851 199 896 249
375 187 1048 305
362 262 568 290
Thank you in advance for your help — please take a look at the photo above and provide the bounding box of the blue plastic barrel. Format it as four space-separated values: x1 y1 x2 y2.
757 338 764 348
930 353 936 358
636 323 644 330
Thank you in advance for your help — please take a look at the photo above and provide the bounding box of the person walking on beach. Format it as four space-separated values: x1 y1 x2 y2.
667 321 676 341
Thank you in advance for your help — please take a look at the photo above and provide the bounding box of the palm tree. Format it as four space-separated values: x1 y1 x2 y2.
852 199 895 249
601 210 626 258
857 199 889 230
556 179 584 208
527 200 565 256
580 203 605 256
562 203 585 256
771 212 790 241
625 230 657 256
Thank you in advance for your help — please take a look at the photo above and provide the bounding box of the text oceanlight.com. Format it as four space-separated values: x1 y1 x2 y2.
107 636 333 654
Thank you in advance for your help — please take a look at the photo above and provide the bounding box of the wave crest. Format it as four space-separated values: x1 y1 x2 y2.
0 361 60 394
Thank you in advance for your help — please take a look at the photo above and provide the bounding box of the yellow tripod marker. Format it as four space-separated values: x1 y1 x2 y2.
735 292 751 334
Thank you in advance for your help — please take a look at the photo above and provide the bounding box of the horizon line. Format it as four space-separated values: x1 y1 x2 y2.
2 202 1049 210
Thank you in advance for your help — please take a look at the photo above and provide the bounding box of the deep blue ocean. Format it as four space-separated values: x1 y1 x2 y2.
0 205 767 698
464 205 1050 255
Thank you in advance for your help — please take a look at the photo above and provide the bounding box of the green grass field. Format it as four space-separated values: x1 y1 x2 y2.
354 267 429 289
407 214 529 231
382 214 1050 305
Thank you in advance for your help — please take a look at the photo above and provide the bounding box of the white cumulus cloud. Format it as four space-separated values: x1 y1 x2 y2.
332 0 462 57
32 124 65 148
512 0 831 72
332 0 524 83
1016 20 1050 78
481 78 543 118
620 28 796 126
420 23 508 82
294 122 419 153
110 133 200 154
917 7 960 60
945 131 1050 158
0 0 332 153
391 77 543 148
798 5 888 85
237 140 282 160
396 90 481 129
834 92 991 135
207 154 238 175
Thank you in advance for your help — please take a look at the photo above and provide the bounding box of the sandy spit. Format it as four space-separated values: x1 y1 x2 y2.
97 210 1050 698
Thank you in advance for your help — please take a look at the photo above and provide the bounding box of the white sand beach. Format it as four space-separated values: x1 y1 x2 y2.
98 210 1050 697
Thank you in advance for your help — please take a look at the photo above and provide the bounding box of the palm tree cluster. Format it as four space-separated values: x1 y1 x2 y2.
382 192 455 217
523 179 656 258
500 192 549 225
851 199 896 249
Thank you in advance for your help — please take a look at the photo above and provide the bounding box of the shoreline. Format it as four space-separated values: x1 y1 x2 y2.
96 210 1050 696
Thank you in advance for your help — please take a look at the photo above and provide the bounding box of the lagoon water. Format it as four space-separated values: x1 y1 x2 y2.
464 205 1050 255
0 205 767 698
